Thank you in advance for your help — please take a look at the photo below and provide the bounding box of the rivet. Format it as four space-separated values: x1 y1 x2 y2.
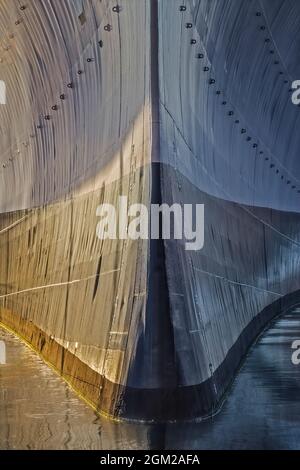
241 128 246 134
235 119 239 124
52 105 58 111
44 115 51 120
222 101 227 105
77 70 83 75
269 50 274 54
87 58 94 63
20 5 26 10
265 38 270 43
292 185 296 189
287 180 291 185
246 136 252 141
197 53 204 59
253 143 258 148
256 12 262 16
67 82 73 88
259 151 264 154
274 60 279 65
112 5 121 13
179 5 187 11
209 78 215 84
203 66 209 71
260 25 266 31
60 94 65 100
216 90 221 95
104 24 112 32
186 23 193 29
228 111 234 116
190 39 197 45
270 164 275 168
98 40 103 48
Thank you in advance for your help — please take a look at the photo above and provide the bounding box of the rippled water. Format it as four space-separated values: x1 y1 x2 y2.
1 308 300 449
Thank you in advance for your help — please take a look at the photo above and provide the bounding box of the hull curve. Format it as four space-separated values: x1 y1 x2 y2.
1 0 300 421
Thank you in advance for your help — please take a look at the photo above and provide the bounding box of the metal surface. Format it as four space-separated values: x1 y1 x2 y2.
0 0 300 420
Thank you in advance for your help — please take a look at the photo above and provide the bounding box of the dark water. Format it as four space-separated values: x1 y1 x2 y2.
1 308 300 450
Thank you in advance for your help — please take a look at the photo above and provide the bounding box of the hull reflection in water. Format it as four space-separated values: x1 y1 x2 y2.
1 0 300 422
1 307 300 450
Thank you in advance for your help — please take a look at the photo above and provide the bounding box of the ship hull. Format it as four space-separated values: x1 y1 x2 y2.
1 0 300 421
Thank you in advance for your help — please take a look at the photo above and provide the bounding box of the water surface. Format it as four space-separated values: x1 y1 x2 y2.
1 308 300 449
